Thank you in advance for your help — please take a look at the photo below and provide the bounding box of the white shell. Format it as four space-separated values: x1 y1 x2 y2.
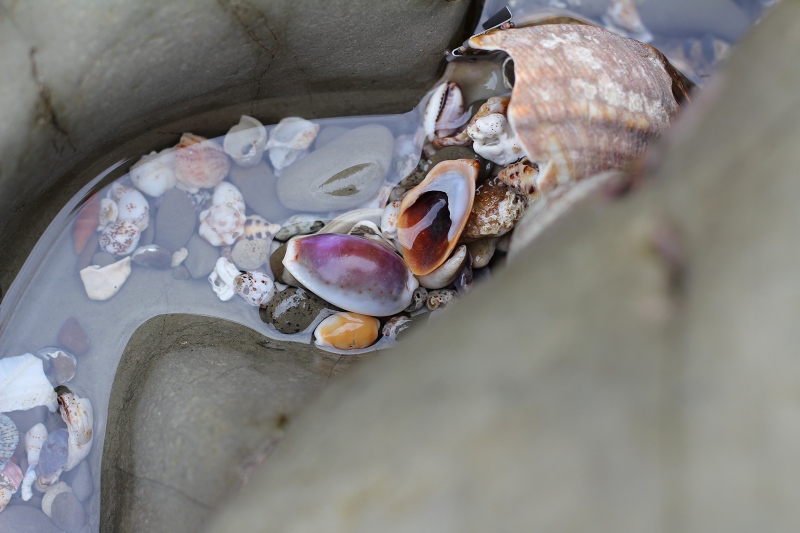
42 481 71 517
467 108 523 166
97 198 118 231
25 423 47 466
274 214 326 241
266 117 320 171
234 271 275 306
109 182 149 231
21 465 37 501
467 238 498 268
0 354 57 413
208 257 240 301
198 182 246 246
79 256 132 301
380 199 402 238
318 208 382 235
99 220 141 256
424 82 467 141
223 115 267 168
171 247 188 267
58 392 93 471
130 147 178 197
416 245 468 289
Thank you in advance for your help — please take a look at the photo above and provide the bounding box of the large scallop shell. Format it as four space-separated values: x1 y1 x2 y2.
0 415 18 472
469 24 688 186
397 159 479 276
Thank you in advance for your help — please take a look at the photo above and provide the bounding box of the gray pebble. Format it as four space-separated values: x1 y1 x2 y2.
64 461 92 502
231 238 270 271
184 234 219 279
171 265 191 280
50 491 86 533
260 287 329 334
7 406 47 435
90 251 116 267
277 125 394 212
0 505 63 533
154 188 196 252
229 161 295 222
139 220 155 246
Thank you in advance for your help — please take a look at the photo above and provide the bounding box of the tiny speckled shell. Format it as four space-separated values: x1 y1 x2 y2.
469 24 687 185
0 414 19 472
99 221 141 256
314 312 380 350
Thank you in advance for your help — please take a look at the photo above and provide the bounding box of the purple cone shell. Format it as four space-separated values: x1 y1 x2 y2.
37 428 68 485
283 234 418 316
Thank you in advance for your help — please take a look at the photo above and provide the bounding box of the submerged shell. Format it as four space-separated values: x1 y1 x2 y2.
469 25 686 185
223 115 268 168
465 97 524 166
0 461 22 512
234 271 275 306
37 347 78 385
314 312 380 350
109 182 149 231
130 147 178 197
58 392 93 471
175 133 231 192
284 233 418 316
266 117 320 171
0 354 58 413
382 315 412 340
208 257 240 301
274 214 326 241
79 256 132 301
198 182 247 246
25 424 48 466
132 244 173 269
243 215 279 241
99 220 141 256
97 198 118 231
397 159 479 275
38 428 68 486
424 82 467 141
0 415 18 472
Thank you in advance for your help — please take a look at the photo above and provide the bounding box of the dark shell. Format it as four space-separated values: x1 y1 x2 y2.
132 244 173 269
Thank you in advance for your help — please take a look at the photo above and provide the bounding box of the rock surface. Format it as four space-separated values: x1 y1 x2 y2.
276 125 395 211
184 234 219 279
229 162 295 223
231 238 270 271
154 189 196 253
0 505 63 533
260 288 329 334
50 490 87 533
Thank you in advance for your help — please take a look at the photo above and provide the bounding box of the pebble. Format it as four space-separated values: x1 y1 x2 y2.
90 251 115 267
260 287 329 334
154 188 196 252
63 461 92 502
50 490 86 533
74 234 99 272
6 406 47 436
314 125 351 149
184 234 219 279
58 318 89 356
171 265 191 280
139 220 155 246
229 161 295 222
231 238 270 271
132 244 173 269
276 124 394 212
0 505 63 533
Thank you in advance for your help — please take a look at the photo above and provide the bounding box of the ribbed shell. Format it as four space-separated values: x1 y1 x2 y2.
0 415 18 472
469 25 688 185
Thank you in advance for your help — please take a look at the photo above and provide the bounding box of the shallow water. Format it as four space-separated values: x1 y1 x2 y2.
0 4 774 530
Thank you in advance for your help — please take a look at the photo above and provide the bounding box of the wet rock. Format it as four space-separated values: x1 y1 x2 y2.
231 238 270 271
154 188 196 252
314 126 350 149
229 161 295 222
277 125 394 212
0 505 62 533
171 265 191 280
132 244 172 269
260 287 328 334
74 234 99 272
64 461 91 502
139 220 155 247
90 251 115 267
184 234 219 279
50 490 86 533
58 318 89 356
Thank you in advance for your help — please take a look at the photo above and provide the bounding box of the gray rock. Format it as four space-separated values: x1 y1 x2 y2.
0 505 62 533
90 251 116 267
139 220 155 246
6 405 47 435
154 189 196 252
231 238 270 271
171 265 191 280
260 288 329 334
184 234 218 279
314 126 351 149
66 460 92 502
277 125 394 211
229 162 295 223
50 490 86 533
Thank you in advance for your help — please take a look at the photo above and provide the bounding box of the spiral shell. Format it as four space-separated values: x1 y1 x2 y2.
469 24 688 186
72 195 99 254
0 415 18 473
58 391 93 471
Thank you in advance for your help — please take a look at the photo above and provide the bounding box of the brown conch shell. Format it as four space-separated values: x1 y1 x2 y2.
72 195 99 254
469 24 688 186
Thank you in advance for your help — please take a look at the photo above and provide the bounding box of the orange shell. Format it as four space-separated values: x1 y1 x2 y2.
314 312 380 350
470 25 688 185
73 195 100 254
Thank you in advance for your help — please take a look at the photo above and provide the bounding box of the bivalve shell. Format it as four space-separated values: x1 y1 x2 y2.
397 159 479 275
130 147 178 197
314 312 380 350
0 415 18 472
175 133 231 192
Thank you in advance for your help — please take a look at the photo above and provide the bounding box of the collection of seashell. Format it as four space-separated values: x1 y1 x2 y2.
0 18 691 524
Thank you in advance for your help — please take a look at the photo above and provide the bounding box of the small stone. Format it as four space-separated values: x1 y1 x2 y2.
50 490 86 533
171 265 191 280
139 220 155 246
269 242 288 282
58 318 89 356
75 234 99 272
260 287 328 334
229 161 295 222
154 188 196 252
231 238 270 271
276 125 394 212
0 505 63 533
90 251 115 267
64 461 92 502
132 244 172 269
184 234 219 279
